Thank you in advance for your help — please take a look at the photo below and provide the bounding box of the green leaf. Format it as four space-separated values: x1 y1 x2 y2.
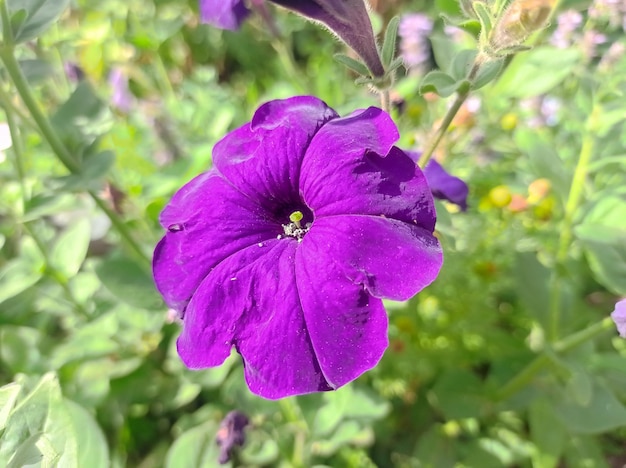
50 218 91 277
491 46 582 98
529 399 566 468
57 150 116 191
472 58 503 89
7 0 71 43
451 49 476 81
0 258 43 305
575 195 626 295
57 399 109 468
514 129 570 200
334 54 370 77
0 383 22 431
0 373 61 465
472 1 494 38
381 16 400 69
552 381 626 434
19 59 55 84
51 81 110 156
420 71 459 97
514 252 551 330
95 256 162 309
165 421 226 468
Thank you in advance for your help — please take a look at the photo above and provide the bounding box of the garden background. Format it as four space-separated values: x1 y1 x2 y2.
1 0 626 466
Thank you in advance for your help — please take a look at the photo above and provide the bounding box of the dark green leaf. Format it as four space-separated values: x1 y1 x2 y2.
529 399 565 468
381 16 400 69
420 71 459 97
95 257 162 309
334 54 370 77
7 0 70 43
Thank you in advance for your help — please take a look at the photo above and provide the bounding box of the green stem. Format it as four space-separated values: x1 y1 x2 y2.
0 0 14 46
1 98 27 201
380 90 390 113
418 90 468 167
548 121 596 341
0 45 150 267
271 39 306 94
0 47 80 173
494 317 613 401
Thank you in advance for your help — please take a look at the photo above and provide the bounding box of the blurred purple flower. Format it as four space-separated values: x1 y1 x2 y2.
550 10 583 48
64 62 85 82
153 96 442 399
611 299 626 338
200 0 250 30
199 0 384 76
216 411 249 464
399 13 433 73
590 0 626 31
108 68 133 113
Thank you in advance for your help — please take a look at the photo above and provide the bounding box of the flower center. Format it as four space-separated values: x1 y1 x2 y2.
282 210 312 241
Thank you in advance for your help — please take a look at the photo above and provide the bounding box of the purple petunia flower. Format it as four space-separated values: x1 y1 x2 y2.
199 0 384 76
108 68 133 113
153 96 442 399
216 410 249 464
405 152 469 211
611 299 626 338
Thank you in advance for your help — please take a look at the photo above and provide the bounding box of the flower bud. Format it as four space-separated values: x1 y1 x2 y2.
489 0 555 54
271 0 385 76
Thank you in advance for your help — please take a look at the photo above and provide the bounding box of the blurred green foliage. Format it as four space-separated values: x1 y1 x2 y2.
1 0 626 466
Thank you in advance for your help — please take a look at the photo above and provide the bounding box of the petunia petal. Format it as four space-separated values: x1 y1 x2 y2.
296 232 389 389
212 96 338 212
177 240 332 399
153 171 278 313
301 109 435 231
199 0 250 30
308 215 442 301
422 158 469 211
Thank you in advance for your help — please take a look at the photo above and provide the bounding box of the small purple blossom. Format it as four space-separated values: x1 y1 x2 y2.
199 0 384 76
108 68 133 113
216 411 249 464
550 10 583 48
200 0 250 30
611 299 626 338
64 62 85 82
153 96 442 399
399 13 433 73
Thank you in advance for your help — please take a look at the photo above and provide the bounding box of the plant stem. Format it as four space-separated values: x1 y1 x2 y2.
0 47 80 173
380 90 390 113
548 117 596 341
418 91 468 168
0 45 150 267
1 98 27 202
494 317 613 401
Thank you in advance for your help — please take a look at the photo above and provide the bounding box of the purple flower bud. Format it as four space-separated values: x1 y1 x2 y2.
108 68 133 113
611 299 626 338
64 62 85 82
199 0 250 30
216 411 249 464
270 0 384 76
